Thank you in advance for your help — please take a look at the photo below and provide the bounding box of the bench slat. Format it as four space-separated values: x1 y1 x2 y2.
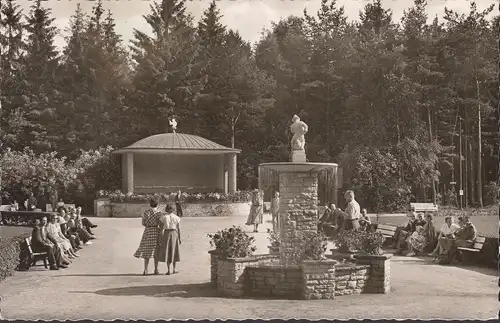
377 229 397 236
377 224 398 231
475 237 486 243
472 243 484 249
457 247 480 252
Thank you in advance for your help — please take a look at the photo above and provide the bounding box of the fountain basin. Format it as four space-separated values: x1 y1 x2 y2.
259 162 337 173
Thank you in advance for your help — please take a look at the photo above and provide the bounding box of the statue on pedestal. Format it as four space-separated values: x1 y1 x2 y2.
169 118 178 133
290 115 308 151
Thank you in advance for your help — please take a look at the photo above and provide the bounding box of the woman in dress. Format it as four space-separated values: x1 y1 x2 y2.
59 209 82 251
405 225 427 256
270 191 280 232
47 213 79 259
134 198 162 275
175 190 183 218
246 189 263 233
156 204 181 275
422 213 437 252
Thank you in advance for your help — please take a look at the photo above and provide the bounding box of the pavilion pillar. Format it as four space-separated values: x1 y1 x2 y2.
122 153 134 194
227 153 237 193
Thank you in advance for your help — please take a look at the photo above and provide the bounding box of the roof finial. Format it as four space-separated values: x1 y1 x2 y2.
169 118 177 133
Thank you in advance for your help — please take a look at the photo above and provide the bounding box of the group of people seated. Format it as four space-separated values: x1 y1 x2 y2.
30 206 98 270
392 208 477 264
317 191 373 238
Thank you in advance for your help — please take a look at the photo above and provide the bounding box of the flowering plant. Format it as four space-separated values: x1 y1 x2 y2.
334 230 384 255
266 228 280 247
207 226 256 258
98 190 252 203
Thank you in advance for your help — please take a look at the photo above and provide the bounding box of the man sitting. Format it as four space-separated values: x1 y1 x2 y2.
31 216 69 270
318 203 344 237
359 208 372 231
392 210 417 252
444 216 477 264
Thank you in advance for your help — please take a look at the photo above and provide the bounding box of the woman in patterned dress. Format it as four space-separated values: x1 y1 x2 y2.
246 189 263 232
134 198 162 275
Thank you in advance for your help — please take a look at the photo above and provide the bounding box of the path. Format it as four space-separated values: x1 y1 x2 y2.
0 213 497 320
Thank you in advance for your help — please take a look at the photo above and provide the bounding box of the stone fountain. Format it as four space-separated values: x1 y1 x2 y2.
210 115 391 300
259 115 337 266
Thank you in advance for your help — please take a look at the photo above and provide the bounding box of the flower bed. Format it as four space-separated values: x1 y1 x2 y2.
95 190 253 218
97 190 252 204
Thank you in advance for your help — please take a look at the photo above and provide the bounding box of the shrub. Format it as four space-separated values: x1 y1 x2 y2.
335 230 384 255
484 181 499 206
266 228 280 247
0 234 29 282
280 230 328 266
207 226 256 258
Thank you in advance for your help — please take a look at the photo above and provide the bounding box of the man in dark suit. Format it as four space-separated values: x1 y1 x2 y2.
31 216 68 270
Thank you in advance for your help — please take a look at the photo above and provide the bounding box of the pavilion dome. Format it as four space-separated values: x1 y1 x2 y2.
115 133 240 154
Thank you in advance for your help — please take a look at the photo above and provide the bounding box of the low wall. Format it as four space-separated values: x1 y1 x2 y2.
246 266 302 299
94 199 250 218
209 251 392 300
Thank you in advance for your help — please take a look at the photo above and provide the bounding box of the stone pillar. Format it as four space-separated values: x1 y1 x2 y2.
278 172 318 266
301 259 336 299
209 251 221 287
355 254 392 293
121 153 134 194
227 153 237 193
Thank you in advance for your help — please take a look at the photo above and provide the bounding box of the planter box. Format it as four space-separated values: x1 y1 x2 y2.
354 254 392 294
95 200 250 218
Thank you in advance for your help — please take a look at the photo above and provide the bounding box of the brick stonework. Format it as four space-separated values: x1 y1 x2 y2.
300 260 337 300
354 254 392 293
278 172 318 266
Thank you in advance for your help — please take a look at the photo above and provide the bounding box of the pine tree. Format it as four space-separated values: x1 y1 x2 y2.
0 0 26 150
22 0 60 152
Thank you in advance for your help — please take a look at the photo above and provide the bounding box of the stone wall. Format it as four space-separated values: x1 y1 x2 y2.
334 264 370 296
215 254 277 297
300 259 336 299
94 200 250 218
279 172 318 265
354 254 392 293
209 251 391 300
246 266 302 299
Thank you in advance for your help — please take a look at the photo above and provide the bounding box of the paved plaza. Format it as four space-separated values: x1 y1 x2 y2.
0 213 497 320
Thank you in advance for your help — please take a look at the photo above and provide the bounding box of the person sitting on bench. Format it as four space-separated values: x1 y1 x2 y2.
428 216 460 260
31 216 69 270
444 216 477 264
392 210 417 251
359 208 372 231
318 203 342 237
76 206 98 235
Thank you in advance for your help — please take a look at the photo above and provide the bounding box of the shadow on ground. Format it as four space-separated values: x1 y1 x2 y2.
54 273 143 277
73 283 220 298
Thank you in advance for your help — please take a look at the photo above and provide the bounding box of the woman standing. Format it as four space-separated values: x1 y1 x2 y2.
246 189 263 233
270 191 280 232
175 190 183 218
134 198 162 275
156 204 181 275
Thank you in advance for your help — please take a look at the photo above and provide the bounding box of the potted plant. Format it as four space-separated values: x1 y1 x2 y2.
359 231 385 256
207 226 256 259
266 229 280 255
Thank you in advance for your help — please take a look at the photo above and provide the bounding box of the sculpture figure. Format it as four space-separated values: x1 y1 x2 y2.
169 118 177 133
290 115 308 150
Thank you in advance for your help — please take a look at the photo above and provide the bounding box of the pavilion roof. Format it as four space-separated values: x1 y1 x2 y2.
114 133 241 154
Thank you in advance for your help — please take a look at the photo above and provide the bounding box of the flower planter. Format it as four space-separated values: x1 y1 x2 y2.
268 245 280 255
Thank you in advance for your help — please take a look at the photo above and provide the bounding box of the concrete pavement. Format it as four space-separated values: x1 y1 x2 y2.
0 213 497 320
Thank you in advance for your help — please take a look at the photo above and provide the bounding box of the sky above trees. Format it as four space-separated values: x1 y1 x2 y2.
18 0 495 48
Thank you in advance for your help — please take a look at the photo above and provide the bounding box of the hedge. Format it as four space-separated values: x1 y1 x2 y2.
0 234 30 283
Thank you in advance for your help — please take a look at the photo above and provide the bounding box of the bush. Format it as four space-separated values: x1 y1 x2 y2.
280 230 328 266
484 181 499 206
266 228 280 247
0 234 29 282
207 226 256 258
334 230 384 255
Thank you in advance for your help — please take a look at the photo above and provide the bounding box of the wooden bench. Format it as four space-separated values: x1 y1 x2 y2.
376 224 398 244
410 203 438 213
456 236 486 265
25 237 49 269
